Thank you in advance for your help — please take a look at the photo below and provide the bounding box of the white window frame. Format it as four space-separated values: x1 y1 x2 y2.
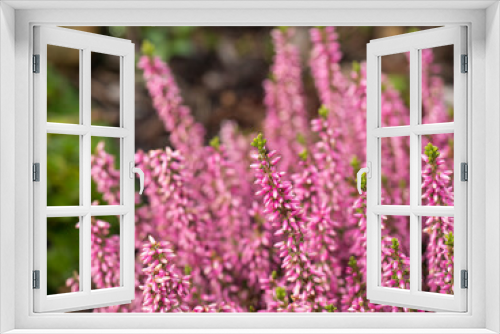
365 26 467 312
33 26 136 313
0 1 499 333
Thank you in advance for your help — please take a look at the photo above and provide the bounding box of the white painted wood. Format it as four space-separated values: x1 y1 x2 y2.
33 26 135 313
3 0 497 10
372 205 454 217
366 26 467 312
0 2 17 333
372 123 454 138
485 3 500 333
7 5 488 333
46 123 130 137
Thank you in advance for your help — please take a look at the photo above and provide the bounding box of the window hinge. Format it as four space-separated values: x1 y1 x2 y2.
33 270 40 289
461 54 468 73
33 54 40 73
33 163 40 182
461 270 468 289
461 162 468 181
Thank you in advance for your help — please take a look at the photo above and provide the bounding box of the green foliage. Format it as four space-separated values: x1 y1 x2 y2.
47 64 80 124
47 217 80 295
46 134 80 207
108 26 127 38
140 27 196 61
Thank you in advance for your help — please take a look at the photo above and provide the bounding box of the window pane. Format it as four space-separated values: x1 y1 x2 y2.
421 45 454 124
421 216 454 295
47 217 80 295
381 136 410 205
91 137 121 205
380 52 410 127
91 52 121 126
47 45 80 124
421 133 454 206
91 216 121 290
47 134 80 206
380 215 410 290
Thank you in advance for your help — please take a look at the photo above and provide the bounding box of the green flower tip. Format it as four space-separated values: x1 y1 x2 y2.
360 173 367 193
296 133 306 145
278 26 289 33
318 105 330 119
350 156 361 171
251 133 267 153
445 231 454 247
271 270 278 280
391 237 400 250
209 136 220 150
325 304 337 312
348 255 357 268
184 264 192 276
299 148 308 162
276 286 287 302
249 305 255 312
141 40 156 57
424 142 440 164
352 60 361 73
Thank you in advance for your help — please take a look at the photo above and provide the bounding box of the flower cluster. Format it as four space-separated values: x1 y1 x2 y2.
251 134 328 311
69 26 454 312
140 236 191 312
422 143 454 294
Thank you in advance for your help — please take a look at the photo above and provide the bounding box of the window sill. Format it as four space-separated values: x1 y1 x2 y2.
4 330 498 334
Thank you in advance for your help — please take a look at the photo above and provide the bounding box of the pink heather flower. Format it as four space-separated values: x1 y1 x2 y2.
79 29 453 313
422 143 454 294
65 272 79 293
422 143 454 207
140 236 191 312
310 27 343 109
138 54 205 169
192 302 240 313
251 134 327 311
91 142 120 205
90 216 121 290
263 27 309 176
381 237 410 290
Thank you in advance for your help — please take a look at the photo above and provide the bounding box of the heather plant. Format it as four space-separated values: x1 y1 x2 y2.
69 26 454 312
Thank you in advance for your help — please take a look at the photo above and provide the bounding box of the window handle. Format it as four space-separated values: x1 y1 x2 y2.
357 162 371 195
129 162 144 195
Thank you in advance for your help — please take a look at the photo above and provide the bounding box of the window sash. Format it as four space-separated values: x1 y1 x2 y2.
366 26 468 312
32 26 136 313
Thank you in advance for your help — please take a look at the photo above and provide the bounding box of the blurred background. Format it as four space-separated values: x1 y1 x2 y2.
46 26 451 295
